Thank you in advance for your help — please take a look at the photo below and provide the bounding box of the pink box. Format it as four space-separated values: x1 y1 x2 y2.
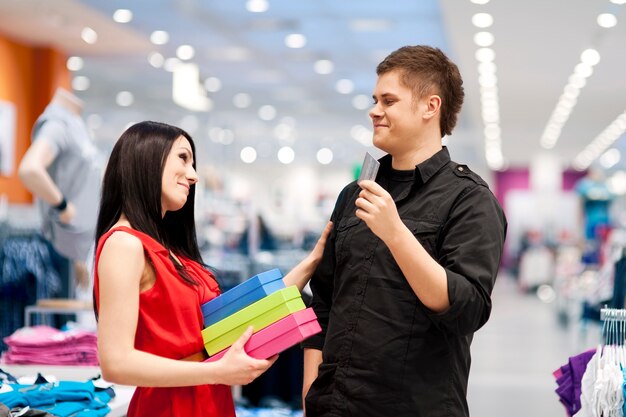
206 308 321 361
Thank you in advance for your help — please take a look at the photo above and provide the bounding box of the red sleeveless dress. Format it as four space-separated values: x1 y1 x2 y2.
94 226 235 417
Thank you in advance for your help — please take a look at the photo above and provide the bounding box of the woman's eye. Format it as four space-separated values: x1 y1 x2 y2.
179 154 188 162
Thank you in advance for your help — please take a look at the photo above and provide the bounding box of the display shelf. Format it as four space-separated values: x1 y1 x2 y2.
0 364 134 417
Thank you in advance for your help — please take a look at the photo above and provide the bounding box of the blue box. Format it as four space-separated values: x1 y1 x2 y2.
201 268 285 327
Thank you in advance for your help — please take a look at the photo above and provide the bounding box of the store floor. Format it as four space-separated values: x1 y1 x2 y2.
468 274 600 417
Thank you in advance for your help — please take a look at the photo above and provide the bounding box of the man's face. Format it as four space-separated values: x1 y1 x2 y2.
369 70 424 156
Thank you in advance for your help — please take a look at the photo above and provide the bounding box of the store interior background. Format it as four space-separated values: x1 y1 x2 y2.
1 0 626 415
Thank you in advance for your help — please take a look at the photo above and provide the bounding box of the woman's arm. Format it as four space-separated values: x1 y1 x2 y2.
282 221 333 291
97 231 276 387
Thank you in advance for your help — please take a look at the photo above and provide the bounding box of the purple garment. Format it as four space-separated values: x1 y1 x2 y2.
553 348 596 416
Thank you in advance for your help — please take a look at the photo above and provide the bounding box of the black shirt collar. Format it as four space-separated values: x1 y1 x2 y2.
379 146 451 185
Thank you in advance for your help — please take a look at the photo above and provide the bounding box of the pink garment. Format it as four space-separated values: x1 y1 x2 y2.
1 325 98 365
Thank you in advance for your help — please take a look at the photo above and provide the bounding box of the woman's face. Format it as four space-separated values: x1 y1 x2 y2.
161 135 198 215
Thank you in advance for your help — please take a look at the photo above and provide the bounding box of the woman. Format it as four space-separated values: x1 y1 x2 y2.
94 121 331 416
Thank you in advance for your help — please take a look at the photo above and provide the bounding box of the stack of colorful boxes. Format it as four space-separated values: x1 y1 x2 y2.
201 268 321 361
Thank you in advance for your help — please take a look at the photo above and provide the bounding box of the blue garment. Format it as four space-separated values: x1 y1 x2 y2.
0 233 62 351
575 178 613 239
0 379 113 417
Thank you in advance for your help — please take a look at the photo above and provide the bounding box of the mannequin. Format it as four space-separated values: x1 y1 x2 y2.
18 87 102 311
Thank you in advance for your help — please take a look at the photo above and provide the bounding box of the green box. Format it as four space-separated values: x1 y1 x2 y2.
202 286 305 355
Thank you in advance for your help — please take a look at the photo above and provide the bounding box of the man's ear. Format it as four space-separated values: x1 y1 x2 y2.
423 95 441 120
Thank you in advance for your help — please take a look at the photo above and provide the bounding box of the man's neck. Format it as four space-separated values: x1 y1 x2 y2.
391 141 442 170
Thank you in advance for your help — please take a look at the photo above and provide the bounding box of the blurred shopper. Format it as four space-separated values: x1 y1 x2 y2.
302 45 507 417
94 121 331 417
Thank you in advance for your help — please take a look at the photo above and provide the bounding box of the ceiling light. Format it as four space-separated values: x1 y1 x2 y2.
164 57 182 72
610 0 626 4
246 0 268 13
597 13 617 28
240 147 258 163
285 34 306 48
172 63 213 111
274 123 294 141
580 48 601 66
475 48 495 62
470 0 490 4
335 79 354 94
233 93 251 108
72 76 90 91
574 109 626 169
599 148 621 169
81 27 98 44
352 95 371 110
473 31 494 47
314 59 334 75
150 30 169 45
66 56 84 71
258 105 277 121
277 146 295 164
351 124 373 146
204 77 222 92
177 45 195 61
116 91 134 107
148 52 164 68
574 63 593 78
113 9 133 23
317 148 333 165
472 13 493 28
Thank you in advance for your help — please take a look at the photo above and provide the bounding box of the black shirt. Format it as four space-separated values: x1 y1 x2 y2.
303 147 507 417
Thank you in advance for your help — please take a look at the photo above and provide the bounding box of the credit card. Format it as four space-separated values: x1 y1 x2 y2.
358 152 380 184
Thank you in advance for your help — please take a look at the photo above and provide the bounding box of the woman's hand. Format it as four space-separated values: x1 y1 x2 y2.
214 326 278 385
283 221 333 291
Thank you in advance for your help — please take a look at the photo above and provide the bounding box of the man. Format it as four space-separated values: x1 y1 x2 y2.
302 45 507 417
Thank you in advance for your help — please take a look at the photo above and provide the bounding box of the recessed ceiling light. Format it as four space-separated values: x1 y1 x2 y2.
314 59 334 75
335 79 354 94
241 147 257 164
597 13 617 28
472 13 493 28
610 0 626 4
258 105 277 121
66 56 84 71
277 146 295 164
246 0 268 13
72 76 90 91
317 148 333 165
150 30 169 45
285 34 306 48
116 91 134 107
580 48 600 66
177 45 195 61
148 52 164 68
473 31 494 47
204 77 222 92
233 93 251 108
81 27 98 44
113 9 133 23
470 0 490 4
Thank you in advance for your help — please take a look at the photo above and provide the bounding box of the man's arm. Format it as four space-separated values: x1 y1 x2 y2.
356 180 506 332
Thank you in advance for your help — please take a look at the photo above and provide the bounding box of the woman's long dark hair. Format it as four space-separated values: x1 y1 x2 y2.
95 121 203 287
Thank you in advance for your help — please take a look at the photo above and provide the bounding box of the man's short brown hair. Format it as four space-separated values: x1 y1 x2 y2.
376 45 464 137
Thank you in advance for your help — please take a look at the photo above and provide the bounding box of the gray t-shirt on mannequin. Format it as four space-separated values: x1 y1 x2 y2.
32 102 102 262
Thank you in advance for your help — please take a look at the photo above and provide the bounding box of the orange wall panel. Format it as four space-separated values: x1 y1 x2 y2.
0 34 69 203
